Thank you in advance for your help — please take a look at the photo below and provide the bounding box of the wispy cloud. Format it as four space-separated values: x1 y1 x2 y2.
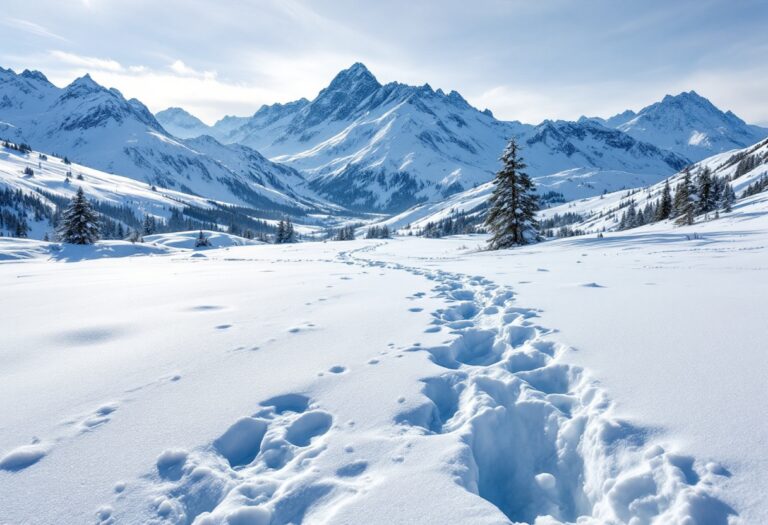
1 17 69 42
50 50 123 72
169 60 216 80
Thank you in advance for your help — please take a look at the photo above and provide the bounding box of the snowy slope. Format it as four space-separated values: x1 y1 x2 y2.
0 67 330 214
0 143 342 241
384 136 768 235
0 144 216 239
593 91 768 161
538 137 768 234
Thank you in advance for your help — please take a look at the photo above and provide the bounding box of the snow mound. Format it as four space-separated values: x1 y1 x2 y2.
143 231 261 250
0 238 174 262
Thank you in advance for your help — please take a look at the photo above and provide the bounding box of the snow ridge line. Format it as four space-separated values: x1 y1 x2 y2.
344 243 736 524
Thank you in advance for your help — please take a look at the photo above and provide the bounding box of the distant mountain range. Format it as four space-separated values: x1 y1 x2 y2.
2 62 766 219
0 67 332 217
157 64 765 212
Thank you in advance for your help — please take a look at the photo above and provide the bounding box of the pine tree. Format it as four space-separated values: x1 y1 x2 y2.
697 167 714 214
142 214 156 236
720 183 736 212
285 218 295 243
14 217 28 238
275 220 286 243
673 172 696 226
58 187 100 244
485 139 539 250
656 180 673 220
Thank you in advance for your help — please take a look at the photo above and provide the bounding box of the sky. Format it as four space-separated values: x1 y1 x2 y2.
2 0 767 125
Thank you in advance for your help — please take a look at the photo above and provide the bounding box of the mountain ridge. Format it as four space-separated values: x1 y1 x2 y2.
0 67 334 217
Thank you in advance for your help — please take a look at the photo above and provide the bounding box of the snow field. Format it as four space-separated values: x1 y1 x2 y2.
0 229 759 523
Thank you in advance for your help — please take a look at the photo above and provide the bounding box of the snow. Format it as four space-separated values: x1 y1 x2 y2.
0 68 330 214
143 231 262 250
1 191 765 523
601 91 767 161
166 64 696 212
0 231 257 262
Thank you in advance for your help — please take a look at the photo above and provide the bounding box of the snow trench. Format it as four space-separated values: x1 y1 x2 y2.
96 246 734 524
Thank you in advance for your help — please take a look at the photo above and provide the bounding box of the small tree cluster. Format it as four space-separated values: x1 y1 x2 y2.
742 175 768 198
275 217 296 243
733 155 762 179
618 200 660 230
540 212 585 231
365 225 390 239
1 140 32 153
335 225 356 241
142 214 158 236
618 167 737 231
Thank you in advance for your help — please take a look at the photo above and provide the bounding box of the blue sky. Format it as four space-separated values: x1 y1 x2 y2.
2 0 766 125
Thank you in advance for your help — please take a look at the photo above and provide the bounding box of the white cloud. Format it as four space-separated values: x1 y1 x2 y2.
49 50 123 72
169 60 215 80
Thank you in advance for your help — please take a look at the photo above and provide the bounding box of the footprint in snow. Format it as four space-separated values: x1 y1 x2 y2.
0 443 49 472
328 365 347 374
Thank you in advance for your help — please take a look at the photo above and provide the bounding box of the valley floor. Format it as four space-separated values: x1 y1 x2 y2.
0 216 765 524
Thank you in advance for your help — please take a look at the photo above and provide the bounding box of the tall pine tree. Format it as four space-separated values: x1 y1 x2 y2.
656 179 673 220
58 187 100 244
485 139 539 250
673 172 696 226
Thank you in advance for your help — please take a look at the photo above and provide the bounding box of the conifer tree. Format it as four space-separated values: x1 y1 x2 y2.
142 214 156 236
720 183 736 212
58 187 100 244
673 172 696 226
485 139 539 250
697 167 714 214
656 180 673 220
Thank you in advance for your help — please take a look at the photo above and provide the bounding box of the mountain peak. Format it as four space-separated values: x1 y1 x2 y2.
20 69 50 84
327 62 380 91
67 74 103 93
611 90 766 160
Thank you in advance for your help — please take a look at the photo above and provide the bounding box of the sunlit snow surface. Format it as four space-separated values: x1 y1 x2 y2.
1 209 766 523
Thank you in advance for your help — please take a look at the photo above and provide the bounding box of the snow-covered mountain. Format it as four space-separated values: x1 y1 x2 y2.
0 67 330 215
186 63 691 212
154 107 211 139
386 135 768 235
591 91 768 161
